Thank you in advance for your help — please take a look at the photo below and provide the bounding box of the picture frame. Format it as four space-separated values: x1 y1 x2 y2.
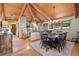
62 20 71 29
42 21 54 30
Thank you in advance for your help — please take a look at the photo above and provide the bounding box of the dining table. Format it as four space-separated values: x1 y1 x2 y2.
47 34 60 41
41 32 65 52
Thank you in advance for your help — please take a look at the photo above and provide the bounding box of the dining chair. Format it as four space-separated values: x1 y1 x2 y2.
63 32 67 46
72 32 79 43
41 33 49 51
55 32 67 52
54 36 63 52
63 32 67 41
40 32 56 51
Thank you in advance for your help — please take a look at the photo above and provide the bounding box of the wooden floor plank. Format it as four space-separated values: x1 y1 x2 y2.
4 36 79 56
72 43 79 56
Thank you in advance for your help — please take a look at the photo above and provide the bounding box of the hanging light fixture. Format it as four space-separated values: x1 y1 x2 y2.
53 20 59 23
49 20 52 22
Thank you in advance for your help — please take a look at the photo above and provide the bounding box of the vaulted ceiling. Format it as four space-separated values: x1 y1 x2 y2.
0 3 78 22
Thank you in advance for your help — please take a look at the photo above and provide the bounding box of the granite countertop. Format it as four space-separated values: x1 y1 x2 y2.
0 31 13 35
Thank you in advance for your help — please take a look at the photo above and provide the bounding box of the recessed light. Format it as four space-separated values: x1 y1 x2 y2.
53 6 55 8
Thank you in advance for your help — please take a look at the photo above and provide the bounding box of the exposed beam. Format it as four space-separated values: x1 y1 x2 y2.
27 4 35 21
6 4 22 10
30 4 51 21
6 17 18 20
74 3 78 18
27 4 40 22
54 14 74 20
19 4 26 19
1 4 6 20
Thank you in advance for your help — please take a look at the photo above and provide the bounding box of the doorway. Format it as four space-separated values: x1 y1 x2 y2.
11 24 16 35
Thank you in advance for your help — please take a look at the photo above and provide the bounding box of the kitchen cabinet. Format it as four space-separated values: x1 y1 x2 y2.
0 33 13 55
31 32 41 40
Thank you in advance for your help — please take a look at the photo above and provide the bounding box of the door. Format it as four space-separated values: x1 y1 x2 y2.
11 24 16 35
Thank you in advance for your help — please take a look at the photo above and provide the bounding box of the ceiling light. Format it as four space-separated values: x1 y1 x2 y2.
53 20 59 23
49 20 52 22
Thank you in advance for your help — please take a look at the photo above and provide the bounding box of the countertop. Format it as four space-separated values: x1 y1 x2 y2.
0 31 13 35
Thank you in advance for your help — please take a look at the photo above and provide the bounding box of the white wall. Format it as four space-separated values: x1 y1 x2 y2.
7 16 79 41
53 16 79 40
65 17 79 40
18 16 27 38
40 16 79 40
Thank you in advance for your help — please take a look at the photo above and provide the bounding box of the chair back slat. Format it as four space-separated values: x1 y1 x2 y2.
63 32 67 40
77 32 79 38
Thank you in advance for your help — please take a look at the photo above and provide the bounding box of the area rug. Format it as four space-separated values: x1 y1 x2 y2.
30 40 75 56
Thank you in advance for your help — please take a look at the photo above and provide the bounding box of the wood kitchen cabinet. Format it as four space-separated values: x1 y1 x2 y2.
0 34 13 55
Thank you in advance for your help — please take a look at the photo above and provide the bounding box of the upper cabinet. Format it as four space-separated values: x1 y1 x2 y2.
53 3 75 19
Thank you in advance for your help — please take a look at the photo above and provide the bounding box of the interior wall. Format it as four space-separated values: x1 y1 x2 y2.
8 20 18 36
53 16 79 40
18 16 27 38
66 17 79 40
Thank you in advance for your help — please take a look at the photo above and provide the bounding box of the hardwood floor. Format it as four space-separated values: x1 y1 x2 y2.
5 36 40 56
4 36 79 56
72 42 79 56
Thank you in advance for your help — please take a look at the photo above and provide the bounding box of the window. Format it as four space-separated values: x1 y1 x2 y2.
62 20 71 29
48 22 53 30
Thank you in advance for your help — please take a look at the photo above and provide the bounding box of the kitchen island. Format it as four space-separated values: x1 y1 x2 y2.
0 32 13 55
31 31 41 40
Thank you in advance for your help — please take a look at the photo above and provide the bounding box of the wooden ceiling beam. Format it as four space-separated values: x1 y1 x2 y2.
27 4 35 21
27 4 40 22
54 14 74 20
4 4 22 12
74 3 78 18
30 4 51 21
18 4 26 19
1 4 6 20
6 4 22 10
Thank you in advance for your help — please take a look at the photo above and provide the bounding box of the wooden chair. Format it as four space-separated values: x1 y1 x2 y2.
55 32 67 52
72 32 79 43
41 33 56 51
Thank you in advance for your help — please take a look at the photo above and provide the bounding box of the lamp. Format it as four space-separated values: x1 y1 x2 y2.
53 20 59 23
